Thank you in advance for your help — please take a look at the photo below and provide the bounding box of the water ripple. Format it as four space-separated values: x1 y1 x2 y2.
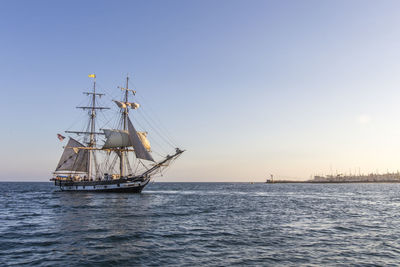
1 182 400 266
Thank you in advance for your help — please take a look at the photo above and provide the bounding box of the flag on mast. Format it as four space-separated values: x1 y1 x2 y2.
88 74 96 78
57 134 65 141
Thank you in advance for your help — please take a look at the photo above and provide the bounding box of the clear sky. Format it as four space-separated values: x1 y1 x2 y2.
2 0 400 182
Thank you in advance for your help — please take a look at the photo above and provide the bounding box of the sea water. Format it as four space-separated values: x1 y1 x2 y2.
1 182 400 266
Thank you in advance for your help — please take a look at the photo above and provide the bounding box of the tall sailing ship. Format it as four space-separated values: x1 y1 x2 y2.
51 74 184 192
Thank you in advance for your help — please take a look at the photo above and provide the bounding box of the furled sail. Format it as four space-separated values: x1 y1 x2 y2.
113 100 140 109
127 102 140 109
127 117 154 161
113 100 126 109
55 138 88 172
102 129 131 149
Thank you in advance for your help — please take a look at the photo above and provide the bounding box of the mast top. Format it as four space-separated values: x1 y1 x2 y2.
65 74 108 137
118 76 136 95
118 87 136 94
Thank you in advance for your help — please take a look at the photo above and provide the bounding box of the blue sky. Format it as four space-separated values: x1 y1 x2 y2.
2 0 400 181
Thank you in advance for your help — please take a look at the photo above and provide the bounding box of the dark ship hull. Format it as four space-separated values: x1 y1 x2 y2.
53 177 150 193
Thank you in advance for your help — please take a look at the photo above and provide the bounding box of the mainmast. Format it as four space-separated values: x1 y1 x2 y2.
88 75 96 180
120 75 133 177
123 76 129 130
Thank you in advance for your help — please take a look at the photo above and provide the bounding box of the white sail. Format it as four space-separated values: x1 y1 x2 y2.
127 117 154 161
102 129 131 149
102 129 151 151
55 138 88 172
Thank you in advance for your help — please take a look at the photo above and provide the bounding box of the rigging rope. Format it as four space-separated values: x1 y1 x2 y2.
137 108 177 149
132 116 170 156
135 93 180 147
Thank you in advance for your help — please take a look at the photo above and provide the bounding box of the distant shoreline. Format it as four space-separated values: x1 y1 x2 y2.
268 180 400 184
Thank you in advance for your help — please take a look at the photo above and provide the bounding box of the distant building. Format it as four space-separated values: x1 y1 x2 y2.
312 172 400 182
